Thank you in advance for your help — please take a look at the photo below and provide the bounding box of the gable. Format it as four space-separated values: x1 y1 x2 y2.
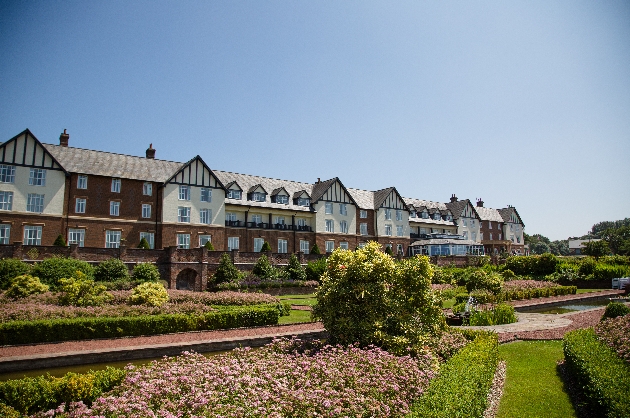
317 180 353 204
462 202 477 218
226 181 242 191
167 156 223 188
379 190 406 210
1 130 65 172
249 184 266 194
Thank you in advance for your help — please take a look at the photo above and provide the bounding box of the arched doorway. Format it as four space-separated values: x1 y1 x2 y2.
176 268 197 291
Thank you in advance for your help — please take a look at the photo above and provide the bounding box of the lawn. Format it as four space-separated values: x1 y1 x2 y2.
497 340 576 418
278 309 314 324
277 294 318 306
576 288 607 294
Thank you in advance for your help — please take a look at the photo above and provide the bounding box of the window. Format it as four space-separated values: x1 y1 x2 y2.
177 234 190 249
142 204 151 218
111 178 120 193
325 219 334 233
143 182 152 196
0 224 10 244
275 216 285 225
360 223 368 236
499 233 502 240
360 210 367 218
251 192 266 202
68 229 85 247
463 231 468 240
75 198 86 214
228 189 242 199
385 209 392 220
110 201 120 216
226 212 237 222
397 244 403 255
339 204 347 215
300 240 309 254
510 224 514 231
29 168 46 186
297 197 310 206
200 209 212 224
0 191 13 210
0 165 15 183
510 234 515 242
340 241 348 250
358 242 366 249
480 232 484 240
325 202 333 214
463 219 468 227
23 225 42 245
276 195 288 204
488 222 492 229
27 193 44 213
140 232 155 249
297 218 306 227
339 221 348 234
178 206 191 223
278 239 288 253
105 230 121 248
325 240 334 253
422 211 429 219
77 175 87 189
199 235 211 247
228 237 240 251
251 214 262 224
385 243 393 252
489 233 493 240
179 185 190 201
201 188 212 202
254 238 264 252
446 214 452 221
420 228 427 234
385 224 392 236
471 219 475 227
517 235 521 244
396 225 403 237
433 213 441 220
472 232 477 241
396 210 402 221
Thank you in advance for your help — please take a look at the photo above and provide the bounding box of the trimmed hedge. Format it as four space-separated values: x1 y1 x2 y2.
0 367 126 415
408 333 499 417
563 328 630 418
0 305 280 345
455 285 577 304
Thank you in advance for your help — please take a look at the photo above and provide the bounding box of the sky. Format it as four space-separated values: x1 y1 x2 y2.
1 1 628 241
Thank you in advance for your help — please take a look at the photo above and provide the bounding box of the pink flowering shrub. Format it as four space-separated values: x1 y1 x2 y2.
595 314 630 364
502 280 559 291
39 338 438 417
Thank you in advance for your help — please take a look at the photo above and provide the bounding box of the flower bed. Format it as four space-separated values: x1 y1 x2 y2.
595 314 630 364
216 278 318 290
455 282 577 304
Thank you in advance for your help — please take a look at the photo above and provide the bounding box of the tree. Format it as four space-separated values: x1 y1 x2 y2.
384 245 393 256
137 237 150 249
204 241 215 251
548 240 570 256
582 240 609 260
311 244 321 255
530 241 550 255
212 253 241 284
252 254 277 279
260 241 272 252
600 226 630 255
53 234 66 246
285 254 306 281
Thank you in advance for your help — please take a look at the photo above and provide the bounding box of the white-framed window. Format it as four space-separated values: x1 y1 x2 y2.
110 201 120 216
325 219 334 233
420 228 427 234
396 225 403 237
75 198 86 214
251 214 262 224
226 212 237 222
433 212 441 220
410 211 416 218
297 218 306 227
463 231 468 240
358 242 366 249
77 175 87 189
325 240 334 253
23 225 42 245
340 241 348 250
300 240 309 254
325 202 333 214
111 178 121 193
251 192 266 202
397 244 403 255
105 230 121 248
142 204 151 218
510 224 514 231
422 211 429 219
227 189 242 199
276 195 288 204
29 168 46 186
140 232 155 249
200 208 212 224
463 219 468 227
27 193 44 213
177 233 190 249
0 191 13 210
489 233 493 240
499 233 502 240
179 185 190 201
297 197 310 206
339 220 348 234
201 188 212 202
339 204 347 215
385 224 392 236
471 219 475 227
385 209 392 220
254 238 264 252
228 237 239 251
488 222 492 229
360 210 367 218
275 216 285 225
178 206 191 223
0 165 15 183
385 243 393 252
517 235 521 244
68 228 85 247
360 223 368 236
480 232 484 240
472 232 477 241
396 210 402 221
0 224 10 244
199 235 212 247
278 239 288 253
143 182 152 196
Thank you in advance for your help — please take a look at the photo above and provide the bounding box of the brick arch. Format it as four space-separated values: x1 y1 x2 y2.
168 263 207 291
176 268 197 290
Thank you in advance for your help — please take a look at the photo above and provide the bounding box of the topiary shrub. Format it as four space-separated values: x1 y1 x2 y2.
252 254 278 279
310 244 321 255
204 241 215 251
30 257 94 288
94 258 129 282
384 245 393 256
52 234 66 246
260 241 272 252
285 254 306 281
128 282 169 307
0 258 31 290
131 263 161 282
4 275 49 299
602 302 630 320
305 257 326 283
58 271 112 307
212 253 241 285
137 237 150 249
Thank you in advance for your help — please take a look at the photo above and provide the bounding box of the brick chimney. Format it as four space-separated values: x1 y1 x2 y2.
146 143 155 159
476 198 484 207
59 129 69 147
316 178 321 184
449 194 458 203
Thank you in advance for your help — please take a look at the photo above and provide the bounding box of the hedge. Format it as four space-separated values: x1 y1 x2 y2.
0 305 280 345
455 285 577 304
563 328 630 418
408 333 499 418
0 367 126 415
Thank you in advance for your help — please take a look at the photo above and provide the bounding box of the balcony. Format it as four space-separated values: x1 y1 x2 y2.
225 220 242 227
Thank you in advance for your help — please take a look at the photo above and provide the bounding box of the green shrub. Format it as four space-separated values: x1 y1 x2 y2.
53 234 66 246
204 241 215 251
260 241 272 252
409 334 499 418
4 275 48 299
455 285 578 304
592 264 630 281
30 257 94 287
468 304 517 326
0 403 20 417
252 254 278 279
384 245 393 255
465 270 503 294
0 367 126 415
501 269 516 280
212 253 242 285
310 244 321 255
579 257 597 276
128 282 169 307
0 259 31 290
504 254 558 277
131 263 161 282
58 271 113 307
534 253 559 276
432 267 455 285
94 258 129 282
305 257 326 282
563 328 630 418
602 302 630 320
137 237 150 249
285 254 306 281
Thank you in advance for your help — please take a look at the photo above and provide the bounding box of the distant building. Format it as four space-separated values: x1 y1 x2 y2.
568 239 601 256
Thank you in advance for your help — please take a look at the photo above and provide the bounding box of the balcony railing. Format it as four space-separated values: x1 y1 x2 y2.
225 220 242 227
224 221 312 232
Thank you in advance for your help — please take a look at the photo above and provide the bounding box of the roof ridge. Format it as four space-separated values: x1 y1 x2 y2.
43 143 184 165
213 169 313 186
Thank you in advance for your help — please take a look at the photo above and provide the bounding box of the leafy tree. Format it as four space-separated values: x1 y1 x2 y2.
600 226 630 255
549 240 570 256
311 244 321 255
53 234 66 246
583 240 609 260
252 254 277 279
285 254 306 281
137 238 150 249
0 258 31 290
30 257 94 287
530 241 550 255
590 218 630 238
204 241 215 251
305 257 327 282
260 241 272 252
94 258 130 282
131 263 161 282
212 253 241 284
384 245 393 256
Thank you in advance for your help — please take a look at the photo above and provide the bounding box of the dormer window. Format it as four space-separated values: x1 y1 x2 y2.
251 192 266 202
297 197 310 207
446 214 452 221
276 195 288 204
227 190 241 199
410 211 416 218
422 211 429 219
433 213 440 220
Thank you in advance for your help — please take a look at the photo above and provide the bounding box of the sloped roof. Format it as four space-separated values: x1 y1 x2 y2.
403 197 448 212
475 206 504 222
498 207 525 227
445 199 472 219
346 188 375 210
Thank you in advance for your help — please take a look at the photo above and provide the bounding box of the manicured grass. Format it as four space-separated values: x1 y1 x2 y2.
277 294 318 306
498 341 577 418
442 298 456 309
576 288 606 294
278 309 314 324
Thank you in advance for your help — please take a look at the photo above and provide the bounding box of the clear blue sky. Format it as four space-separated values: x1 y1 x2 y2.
1 1 628 241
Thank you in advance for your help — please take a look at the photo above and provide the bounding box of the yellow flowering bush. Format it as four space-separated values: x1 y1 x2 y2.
128 282 169 307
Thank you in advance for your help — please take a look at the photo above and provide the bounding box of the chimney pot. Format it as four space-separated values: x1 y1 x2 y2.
450 194 458 203
317 178 320 183
59 129 69 147
476 198 484 207
146 144 156 159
